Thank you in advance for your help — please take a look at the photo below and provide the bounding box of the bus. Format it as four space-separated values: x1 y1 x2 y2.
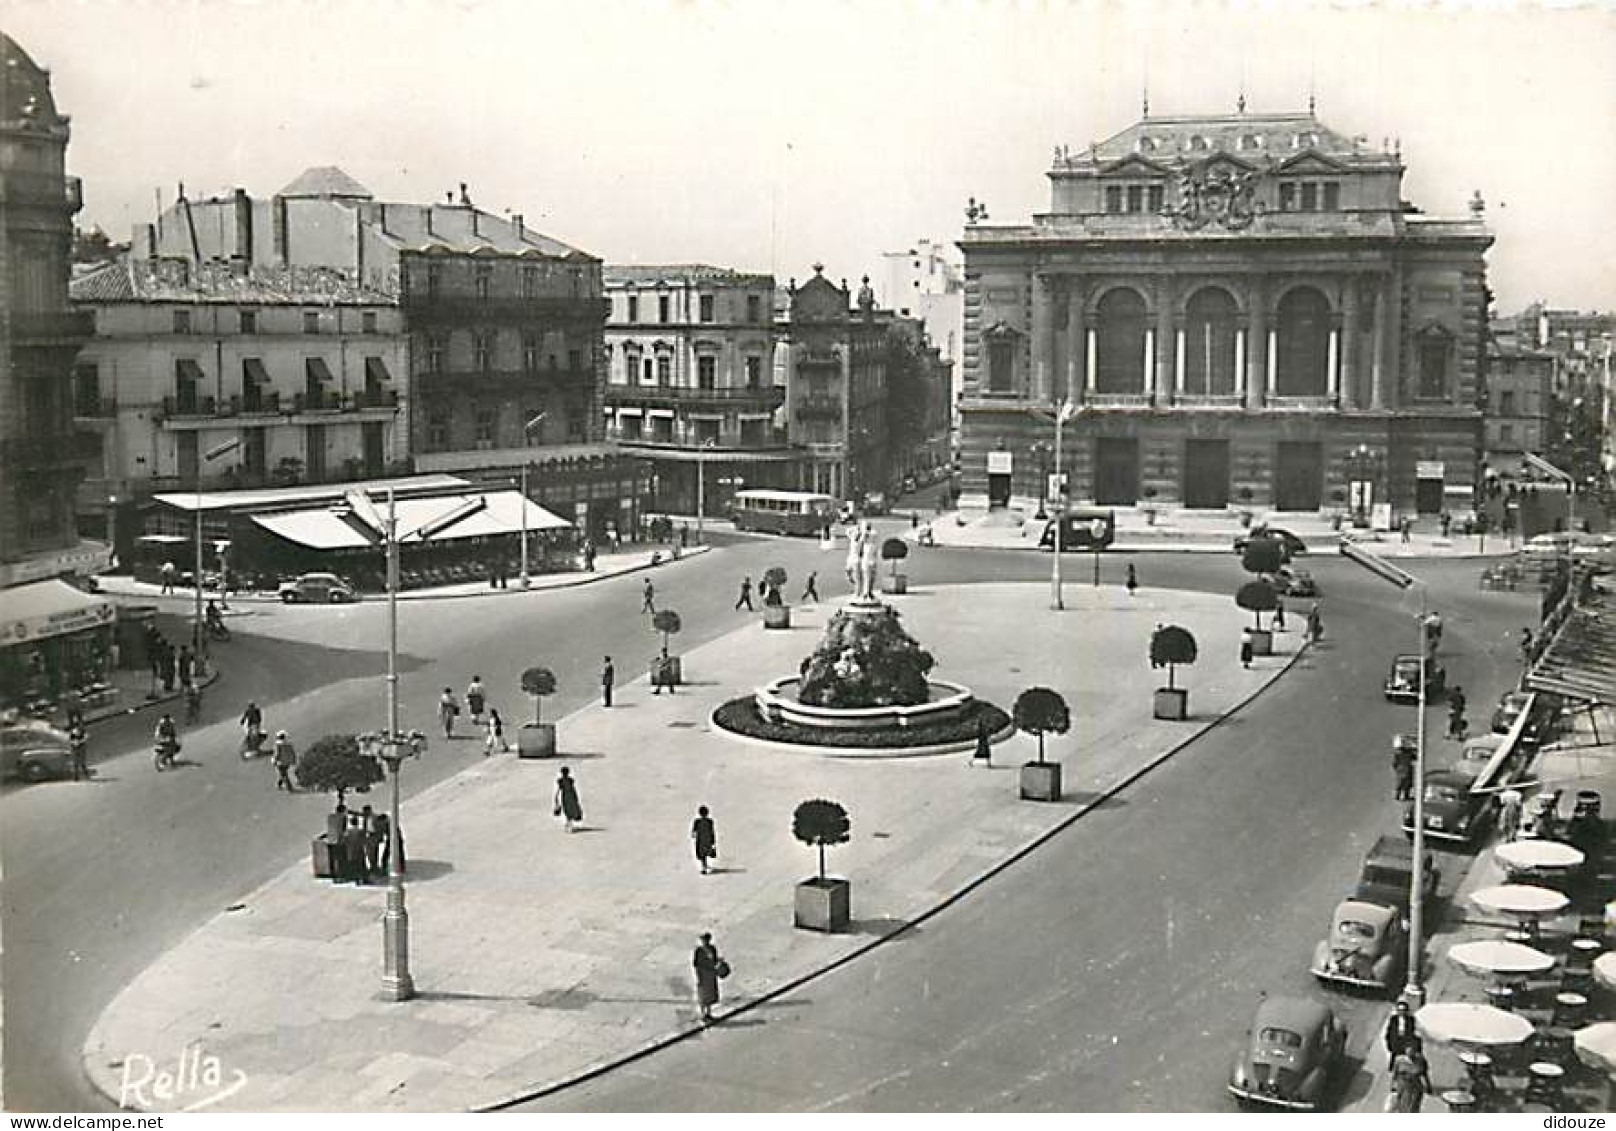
731 490 838 536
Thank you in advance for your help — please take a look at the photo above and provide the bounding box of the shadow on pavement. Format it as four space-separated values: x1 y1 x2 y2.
399 858 454 882
850 916 918 941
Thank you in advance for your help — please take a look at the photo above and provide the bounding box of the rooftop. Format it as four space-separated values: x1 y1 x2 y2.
277 166 374 200
605 264 773 287
70 260 397 305
1060 108 1395 172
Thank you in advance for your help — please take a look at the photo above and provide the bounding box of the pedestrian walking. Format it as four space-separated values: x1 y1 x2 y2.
1448 684 1467 722
692 932 728 1023
1384 1001 1417 1059
1306 602 1323 643
1387 1040 1431 1113
374 809 395 874
1273 596 1286 631
185 680 203 724
1239 630 1254 669
484 707 508 755
359 805 382 878
438 687 461 738
1439 511 1452 538
1393 738 1415 801
1520 626 1535 664
69 722 89 781
801 571 819 603
1498 787 1524 841
971 716 992 766
177 644 195 687
465 675 486 724
692 806 718 874
159 643 177 692
343 816 368 885
272 730 297 791
1125 562 1138 598
652 647 675 695
583 539 597 572
601 656 615 707
735 576 754 611
1400 516 1413 544
160 560 176 594
641 577 655 615
554 766 583 832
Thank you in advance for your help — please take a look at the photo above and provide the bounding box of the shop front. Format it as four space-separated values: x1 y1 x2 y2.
1 578 119 718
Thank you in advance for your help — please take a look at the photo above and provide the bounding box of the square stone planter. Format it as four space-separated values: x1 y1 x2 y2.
1020 760 1063 802
794 876 851 933
517 722 556 759
883 573 908 595
311 835 337 878
653 655 682 687
1248 628 1273 656
763 604 792 630
1153 687 1189 721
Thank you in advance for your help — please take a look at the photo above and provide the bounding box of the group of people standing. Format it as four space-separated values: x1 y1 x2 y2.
324 802 398 884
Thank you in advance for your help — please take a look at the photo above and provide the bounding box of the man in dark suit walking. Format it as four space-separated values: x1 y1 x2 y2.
601 656 615 707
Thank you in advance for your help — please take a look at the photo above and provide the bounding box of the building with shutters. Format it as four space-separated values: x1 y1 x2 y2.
957 105 1492 518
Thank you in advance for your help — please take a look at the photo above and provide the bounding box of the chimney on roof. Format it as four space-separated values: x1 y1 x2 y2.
446 191 454 204
513 213 524 241
378 201 388 234
177 180 187 201
472 209 480 237
233 188 253 264
425 206 435 237
458 182 470 206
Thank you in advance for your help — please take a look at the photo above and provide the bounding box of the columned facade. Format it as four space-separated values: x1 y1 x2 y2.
958 108 1491 517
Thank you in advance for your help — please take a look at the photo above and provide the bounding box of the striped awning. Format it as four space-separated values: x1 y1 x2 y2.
1527 589 1616 705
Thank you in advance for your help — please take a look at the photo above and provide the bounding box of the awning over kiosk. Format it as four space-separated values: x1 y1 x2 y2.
1 579 116 646
252 489 572 551
1527 589 1616 704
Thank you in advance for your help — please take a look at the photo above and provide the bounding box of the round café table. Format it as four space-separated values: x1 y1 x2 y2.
1417 1001 1535 1047
1595 951 1616 993
1471 884 1571 936
1496 839 1585 874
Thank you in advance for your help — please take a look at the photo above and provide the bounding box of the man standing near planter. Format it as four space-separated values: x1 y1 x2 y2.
735 575 754 611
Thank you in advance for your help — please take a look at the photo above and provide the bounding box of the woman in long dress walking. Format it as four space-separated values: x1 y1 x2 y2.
554 766 583 832
692 932 727 1023
691 806 717 874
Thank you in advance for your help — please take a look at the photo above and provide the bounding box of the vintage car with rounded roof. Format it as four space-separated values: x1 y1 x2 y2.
1310 898 1406 992
1228 996 1346 1111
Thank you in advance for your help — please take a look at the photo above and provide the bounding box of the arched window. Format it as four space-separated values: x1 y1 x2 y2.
1275 287 1332 396
1094 288 1148 394
1184 288 1239 395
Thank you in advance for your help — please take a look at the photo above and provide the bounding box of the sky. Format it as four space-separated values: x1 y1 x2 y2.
6 0 1615 314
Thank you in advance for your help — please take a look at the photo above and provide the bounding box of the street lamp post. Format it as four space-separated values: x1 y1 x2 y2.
517 411 547 589
1029 400 1079 610
695 438 716 544
194 437 241 674
338 487 485 1002
1030 442 1052 521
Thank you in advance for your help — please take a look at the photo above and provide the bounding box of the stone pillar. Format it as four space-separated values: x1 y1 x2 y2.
1370 275 1388 410
1085 329 1097 395
1155 283 1175 402
1341 278 1361 408
1175 327 1187 399
1245 280 1267 410
1266 329 1278 400
1234 328 1247 398
1327 326 1340 404
1143 329 1156 401
1066 282 1086 402
1385 265 1404 411
1030 273 1052 400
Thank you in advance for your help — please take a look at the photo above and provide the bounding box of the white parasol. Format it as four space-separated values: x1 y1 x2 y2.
1576 1023 1616 1075
1447 939 1556 980
1595 951 1616 993
1495 840 1585 872
1470 883 1571 920
1416 1002 1535 1047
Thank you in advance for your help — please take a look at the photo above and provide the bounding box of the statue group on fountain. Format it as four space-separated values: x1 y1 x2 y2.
844 521 882 605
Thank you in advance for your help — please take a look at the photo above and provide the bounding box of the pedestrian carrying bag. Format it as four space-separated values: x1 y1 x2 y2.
715 958 731 979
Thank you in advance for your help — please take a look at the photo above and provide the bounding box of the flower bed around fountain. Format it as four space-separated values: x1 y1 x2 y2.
712 692 1010 753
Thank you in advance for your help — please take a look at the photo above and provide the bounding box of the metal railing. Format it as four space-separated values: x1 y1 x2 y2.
160 395 217 418
604 383 784 407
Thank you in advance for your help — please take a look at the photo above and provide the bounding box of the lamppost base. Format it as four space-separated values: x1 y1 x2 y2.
520 574 531 590
379 974 416 1002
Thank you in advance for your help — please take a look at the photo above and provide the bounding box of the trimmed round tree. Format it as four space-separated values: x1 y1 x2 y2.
1241 532 1288 576
1150 624 1199 690
793 798 851 881
520 665 558 725
293 733 383 807
1236 579 1279 630
1013 686 1070 765
797 606 934 708
652 609 682 652
881 537 909 581
762 566 788 607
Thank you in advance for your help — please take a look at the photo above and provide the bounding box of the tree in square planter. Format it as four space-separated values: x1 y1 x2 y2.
1237 533 1286 657
1149 624 1198 721
518 666 558 758
1014 686 1070 802
1235 580 1278 656
294 733 383 876
881 537 909 594
792 798 852 932
651 609 683 687
762 567 791 629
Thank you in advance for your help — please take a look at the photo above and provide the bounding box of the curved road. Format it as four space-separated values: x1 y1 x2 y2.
2 535 1534 1110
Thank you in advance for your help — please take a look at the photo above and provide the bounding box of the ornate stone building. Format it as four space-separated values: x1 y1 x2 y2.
957 107 1492 517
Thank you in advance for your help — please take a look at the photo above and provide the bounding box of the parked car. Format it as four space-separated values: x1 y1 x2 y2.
1403 768 1494 846
1491 690 1548 740
1271 566 1319 598
1227 996 1346 1111
1354 834 1442 918
1383 653 1446 703
1 718 74 782
1233 527 1308 560
1523 532 1573 561
278 572 357 604
1310 899 1407 992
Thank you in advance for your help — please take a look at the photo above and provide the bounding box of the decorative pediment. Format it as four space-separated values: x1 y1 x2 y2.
1096 154 1173 178
982 320 1024 341
1275 149 1350 175
1192 152 1259 176
1415 320 1456 342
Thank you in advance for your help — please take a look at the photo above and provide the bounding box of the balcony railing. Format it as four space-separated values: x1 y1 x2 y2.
160 395 217 418
352 387 400 410
12 309 95 344
418 367 593 389
1264 395 1338 411
73 397 118 419
291 390 344 413
1085 392 1154 408
229 391 283 416
1170 393 1245 408
795 395 842 419
604 383 785 408
399 293 610 323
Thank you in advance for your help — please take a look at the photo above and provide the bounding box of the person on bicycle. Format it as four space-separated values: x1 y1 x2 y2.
154 713 179 767
240 700 265 756
205 600 227 636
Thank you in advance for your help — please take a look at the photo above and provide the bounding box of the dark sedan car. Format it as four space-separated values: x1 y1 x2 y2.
1233 527 1308 560
1402 768 1494 846
1384 653 1446 703
1 719 74 782
1228 996 1346 1111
